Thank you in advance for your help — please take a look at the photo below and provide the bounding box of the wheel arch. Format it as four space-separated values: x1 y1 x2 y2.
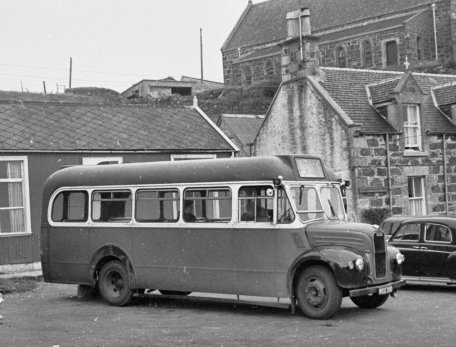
88 244 136 288
287 247 366 306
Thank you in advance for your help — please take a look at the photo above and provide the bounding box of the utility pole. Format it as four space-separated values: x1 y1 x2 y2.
69 57 73 89
200 28 204 84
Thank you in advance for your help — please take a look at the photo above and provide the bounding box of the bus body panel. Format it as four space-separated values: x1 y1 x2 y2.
39 155 404 317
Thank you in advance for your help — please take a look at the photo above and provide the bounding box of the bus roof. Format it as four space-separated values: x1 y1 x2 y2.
43 155 338 194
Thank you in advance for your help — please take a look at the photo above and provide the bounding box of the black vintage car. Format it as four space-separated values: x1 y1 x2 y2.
388 215 456 284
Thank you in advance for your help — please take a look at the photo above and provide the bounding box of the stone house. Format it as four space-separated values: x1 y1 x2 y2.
222 0 456 87
253 9 456 222
0 92 237 272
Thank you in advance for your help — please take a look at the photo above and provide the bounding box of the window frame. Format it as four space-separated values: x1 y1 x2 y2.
424 223 452 244
403 104 422 151
0 156 32 236
135 188 180 223
51 190 88 223
171 154 216 161
408 176 426 215
361 38 374 67
335 45 347 68
91 189 133 223
384 39 399 67
238 185 274 223
183 186 232 223
391 222 421 242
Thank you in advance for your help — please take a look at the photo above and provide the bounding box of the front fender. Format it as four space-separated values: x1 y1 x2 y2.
287 246 370 298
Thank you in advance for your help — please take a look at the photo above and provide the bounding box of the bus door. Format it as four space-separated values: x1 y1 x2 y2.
233 185 294 297
48 190 91 283
180 187 234 293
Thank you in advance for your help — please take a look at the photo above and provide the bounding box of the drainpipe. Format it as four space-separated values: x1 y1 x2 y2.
385 133 393 215
443 134 449 213
431 3 439 61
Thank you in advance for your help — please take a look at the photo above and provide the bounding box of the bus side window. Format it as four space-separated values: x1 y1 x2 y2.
51 191 88 222
92 190 132 223
183 188 232 223
239 186 273 223
136 189 180 222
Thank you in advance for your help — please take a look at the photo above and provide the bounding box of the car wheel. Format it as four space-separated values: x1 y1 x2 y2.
350 293 389 309
98 260 133 306
296 265 342 319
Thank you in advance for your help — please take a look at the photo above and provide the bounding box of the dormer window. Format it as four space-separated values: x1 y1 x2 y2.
403 104 421 151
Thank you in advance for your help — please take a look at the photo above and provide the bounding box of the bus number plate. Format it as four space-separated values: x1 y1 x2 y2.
378 285 393 295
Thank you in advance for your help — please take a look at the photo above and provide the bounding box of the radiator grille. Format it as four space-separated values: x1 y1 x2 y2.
374 233 386 278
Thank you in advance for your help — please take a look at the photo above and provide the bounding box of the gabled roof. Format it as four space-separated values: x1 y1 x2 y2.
223 0 434 50
0 101 235 152
318 67 456 134
433 83 456 107
367 78 401 105
218 114 264 144
233 45 281 64
0 91 106 104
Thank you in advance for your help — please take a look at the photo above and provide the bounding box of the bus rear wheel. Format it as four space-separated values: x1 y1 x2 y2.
296 266 342 319
350 293 389 309
98 260 133 306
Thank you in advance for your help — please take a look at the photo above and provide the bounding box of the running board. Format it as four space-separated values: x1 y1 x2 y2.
136 292 291 310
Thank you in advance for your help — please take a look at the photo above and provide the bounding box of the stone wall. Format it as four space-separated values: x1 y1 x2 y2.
353 134 456 220
254 78 355 219
222 0 455 87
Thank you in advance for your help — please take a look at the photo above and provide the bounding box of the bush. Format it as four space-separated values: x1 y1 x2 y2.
361 208 391 225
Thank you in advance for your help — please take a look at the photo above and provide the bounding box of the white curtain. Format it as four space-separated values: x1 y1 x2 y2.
7 162 25 233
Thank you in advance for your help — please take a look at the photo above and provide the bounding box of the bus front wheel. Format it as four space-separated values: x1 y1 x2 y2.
98 260 133 306
296 265 342 319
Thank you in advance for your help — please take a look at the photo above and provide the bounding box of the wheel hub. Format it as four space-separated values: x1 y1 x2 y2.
304 279 327 307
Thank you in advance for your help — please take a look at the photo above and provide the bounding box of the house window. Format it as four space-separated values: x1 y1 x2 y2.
242 65 252 85
171 154 216 161
403 105 422 151
408 177 426 215
362 39 373 67
82 157 123 165
0 157 31 235
265 60 274 76
417 36 423 61
335 46 347 67
385 41 398 66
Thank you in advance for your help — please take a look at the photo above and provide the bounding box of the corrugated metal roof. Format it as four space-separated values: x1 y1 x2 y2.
224 0 434 50
0 102 234 151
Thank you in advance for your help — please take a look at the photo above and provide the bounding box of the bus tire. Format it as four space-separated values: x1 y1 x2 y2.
98 260 133 306
350 293 389 309
296 265 342 319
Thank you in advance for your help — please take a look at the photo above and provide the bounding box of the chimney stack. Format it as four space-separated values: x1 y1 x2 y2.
279 8 320 81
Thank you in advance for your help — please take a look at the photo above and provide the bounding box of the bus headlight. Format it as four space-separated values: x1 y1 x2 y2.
355 258 364 271
348 258 364 271
395 253 405 265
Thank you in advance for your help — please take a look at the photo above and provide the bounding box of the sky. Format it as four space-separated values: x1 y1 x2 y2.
0 0 252 94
